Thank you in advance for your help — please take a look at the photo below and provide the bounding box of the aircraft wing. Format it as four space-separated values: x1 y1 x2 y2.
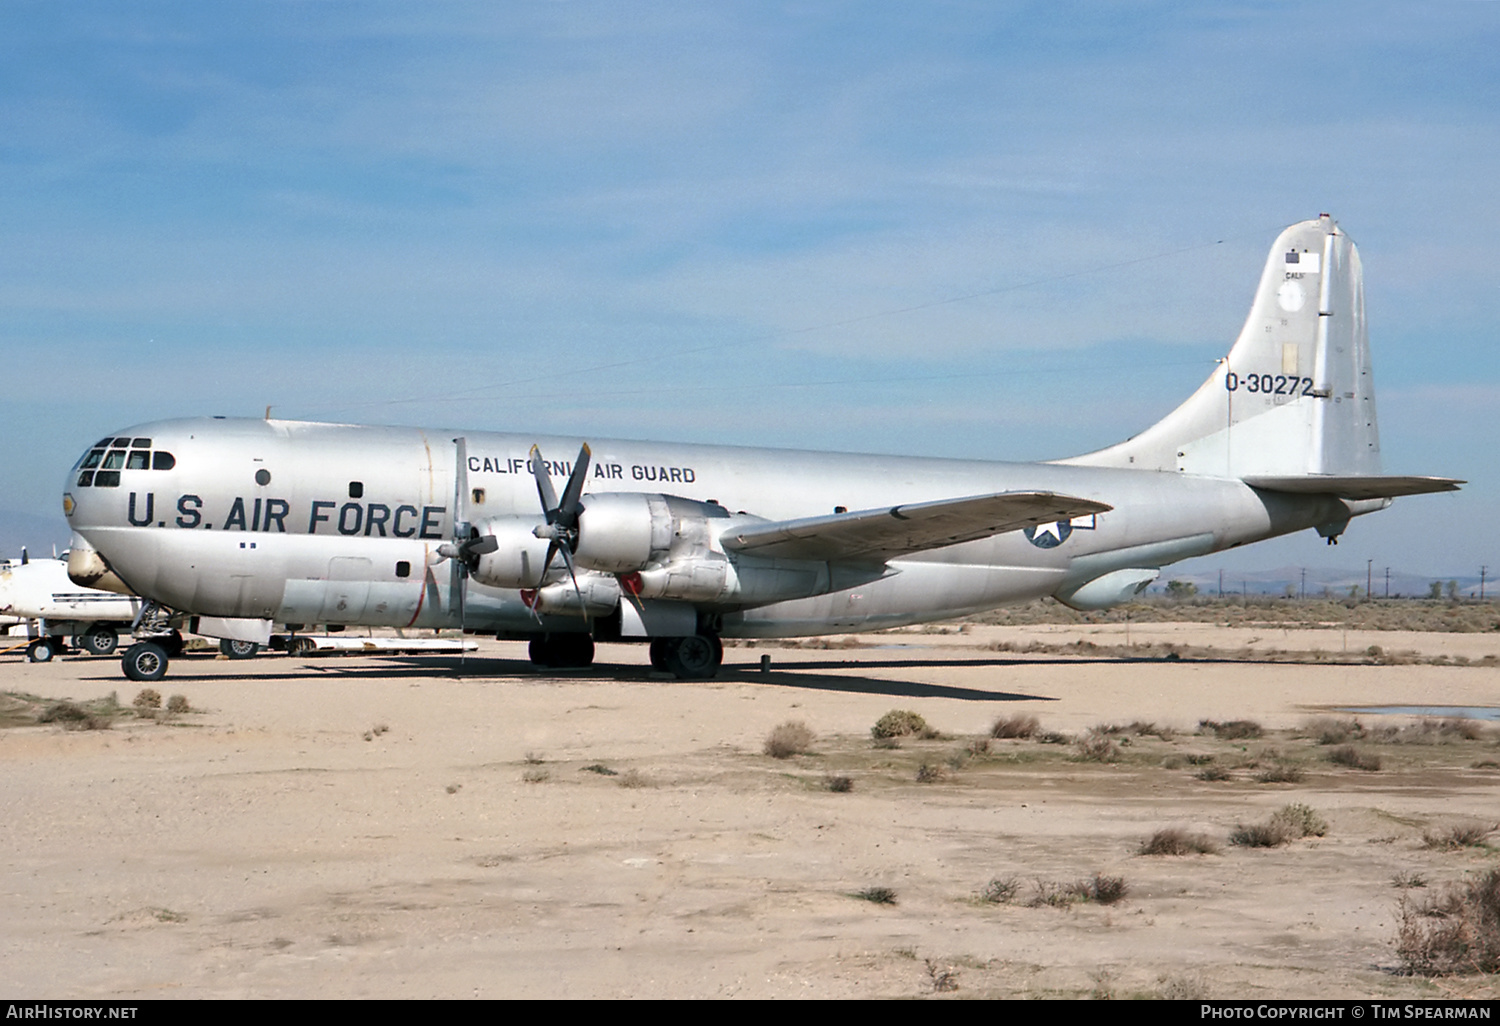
721 492 1112 563
1243 475 1464 500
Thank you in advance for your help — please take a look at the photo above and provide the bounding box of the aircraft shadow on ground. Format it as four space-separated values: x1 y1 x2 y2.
72 653 1058 702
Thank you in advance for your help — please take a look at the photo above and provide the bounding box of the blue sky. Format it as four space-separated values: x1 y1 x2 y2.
2 1 1496 580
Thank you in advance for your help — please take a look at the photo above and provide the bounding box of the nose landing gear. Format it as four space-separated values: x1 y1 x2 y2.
121 641 169 682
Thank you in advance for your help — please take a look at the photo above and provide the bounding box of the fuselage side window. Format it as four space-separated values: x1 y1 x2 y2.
152 451 176 470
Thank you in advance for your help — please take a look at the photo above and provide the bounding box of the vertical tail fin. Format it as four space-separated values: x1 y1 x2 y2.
1064 215 1381 478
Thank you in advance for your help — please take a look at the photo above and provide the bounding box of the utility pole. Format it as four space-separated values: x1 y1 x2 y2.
1300 567 1306 600
1482 566 1489 601
1367 559 1372 602
1385 566 1390 599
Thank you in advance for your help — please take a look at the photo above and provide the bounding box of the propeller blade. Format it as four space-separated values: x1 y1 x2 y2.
558 443 592 520
530 445 559 517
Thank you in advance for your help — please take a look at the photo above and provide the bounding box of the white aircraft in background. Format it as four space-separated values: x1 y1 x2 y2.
61 216 1460 682
0 551 140 662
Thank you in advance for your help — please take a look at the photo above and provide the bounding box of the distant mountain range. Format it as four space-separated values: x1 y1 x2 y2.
1154 566 1489 600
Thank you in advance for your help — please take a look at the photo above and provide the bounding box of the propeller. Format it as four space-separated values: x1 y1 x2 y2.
528 442 592 616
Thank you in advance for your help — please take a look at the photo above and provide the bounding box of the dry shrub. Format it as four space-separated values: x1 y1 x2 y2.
1273 803 1328 837
1157 972 1208 1000
521 768 549 784
1086 873 1129 904
165 694 190 714
1254 763 1305 784
1075 729 1120 763
1031 874 1128 907
1195 765 1232 781
1138 828 1220 856
965 737 991 756
582 763 618 776
915 762 946 783
853 886 897 905
1229 822 1289 848
822 774 853 793
132 688 162 710
1396 868 1500 975
925 959 959 993
1305 717 1364 745
1231 803 1327 847
1200 718 1263 740
991 714 1040 739
764 720 815 759
872 710 934 740
617 769 652 789
38 700 113 731
978 877 1020 903
1129 720 1175 740
1326 745 1381 771
1423 822 1496 851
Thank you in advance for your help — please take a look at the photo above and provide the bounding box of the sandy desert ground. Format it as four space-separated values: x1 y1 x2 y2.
2 623 1498 1000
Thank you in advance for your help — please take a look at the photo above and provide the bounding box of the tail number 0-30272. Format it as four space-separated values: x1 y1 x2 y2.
1224 371 1313 397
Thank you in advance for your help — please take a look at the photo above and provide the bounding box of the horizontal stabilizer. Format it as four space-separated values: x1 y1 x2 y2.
1243 475 1463 500
722 492 1112 563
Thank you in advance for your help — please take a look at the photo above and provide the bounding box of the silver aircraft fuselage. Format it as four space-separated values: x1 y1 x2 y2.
62 416 1349 638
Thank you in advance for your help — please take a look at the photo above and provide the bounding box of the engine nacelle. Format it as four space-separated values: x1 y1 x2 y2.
572 493 667 572
468 515 553 589
572 493 724 573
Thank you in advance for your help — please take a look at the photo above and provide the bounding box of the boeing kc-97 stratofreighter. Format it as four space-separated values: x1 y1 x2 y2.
61 216 1461 682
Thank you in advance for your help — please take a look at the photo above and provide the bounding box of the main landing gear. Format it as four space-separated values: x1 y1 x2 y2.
528 633 596 669
648 634 724 680
526 632 725 679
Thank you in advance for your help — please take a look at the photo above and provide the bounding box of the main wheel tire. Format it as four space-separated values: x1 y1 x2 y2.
558 634 595 668
648 638 670 671
528 636 553 667
160 630 184 657
664 634 722 680
122 642 168 682
79 626 118 656
219 638 260 659
529 635 595 669
26 639 55 663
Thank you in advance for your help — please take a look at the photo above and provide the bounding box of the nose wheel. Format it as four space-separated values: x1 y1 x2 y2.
121 642 169 682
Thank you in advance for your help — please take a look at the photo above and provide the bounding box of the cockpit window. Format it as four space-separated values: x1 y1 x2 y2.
126 451 150 470
77 471 95 487
113 437 131 447
152 451 175 470
102 450 126 469
82 449 104 469
94 470 120 487
130 437 151 448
